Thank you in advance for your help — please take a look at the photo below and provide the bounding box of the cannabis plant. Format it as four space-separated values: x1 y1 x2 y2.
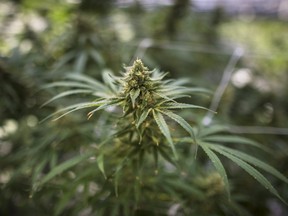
39 59 287 215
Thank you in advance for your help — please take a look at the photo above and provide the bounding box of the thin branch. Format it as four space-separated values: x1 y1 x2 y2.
130 38 153 64
202 47 244 126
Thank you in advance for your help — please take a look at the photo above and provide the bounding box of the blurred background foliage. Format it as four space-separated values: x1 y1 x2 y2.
0 0 288 215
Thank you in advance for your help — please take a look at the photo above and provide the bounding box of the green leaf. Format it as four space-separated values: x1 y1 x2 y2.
169 94 191 100
49 152 58 169
102 70 118 93
136 108 151 128
32 157 49 183
74 51 88 73
160 87 211 96
202 135 269 151
158 146 176 165
87 99 122 119
209 144 287 204
150 71 168 81
97 154 106 179
47 99 109 121
66 74 107 92
208 144 288 184
152 110 178 160
198 142 230 199
41 89 93 107
114 160 125 197
197 125 228 138
154 92 176 103
159 109 196 140
186 87 212 95
42 81 97 90
161 102 212 112
35 151 94 190
54 186 77 216
130 88 140 108
165 179 205 199
89 49 105 66
164 78 190 86
40 101 103 122
152 146 158 173
52 51 75 71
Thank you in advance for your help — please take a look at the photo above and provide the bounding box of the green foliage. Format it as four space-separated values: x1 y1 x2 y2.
1 1 288 215
44 59 208 161
197 125 288 204
38 59 287 215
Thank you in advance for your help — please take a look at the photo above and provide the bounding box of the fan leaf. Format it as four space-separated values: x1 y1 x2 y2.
35 151 94 189
42 81 97 90
208 144 288 184
136 108 151 128
209 144 286 204
75 51 88 73
41 89 93 107
102 70 118 93
66 74 107 91
152 110 177 160
87 99 122 119
198 141 230 199
97 154 106 179
202 135 269 151
40 101 105 122
159 109 195 140
89 49 105 66
197 125 229 138
161 102 212 112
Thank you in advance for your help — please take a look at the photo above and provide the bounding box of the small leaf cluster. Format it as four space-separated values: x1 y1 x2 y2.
45 59 209 161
